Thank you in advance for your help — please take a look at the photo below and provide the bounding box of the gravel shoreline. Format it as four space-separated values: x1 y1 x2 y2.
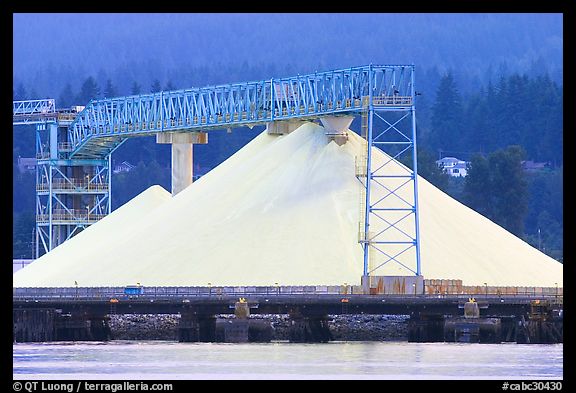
108 314 409 341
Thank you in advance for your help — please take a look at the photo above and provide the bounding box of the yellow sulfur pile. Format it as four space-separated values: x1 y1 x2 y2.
13 122 562 287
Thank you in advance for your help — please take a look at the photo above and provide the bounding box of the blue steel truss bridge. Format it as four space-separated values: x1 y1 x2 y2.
13 64 421 282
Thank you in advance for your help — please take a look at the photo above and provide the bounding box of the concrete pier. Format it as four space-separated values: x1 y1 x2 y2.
407 313 445 342
13 309 110 342
55 313 111 341
516 317 563 344
288 311 332 343
13 309 56 342
13 288 563 344
214 318 273 343
223 300 250 342
443 317 501 343
178 313 216 342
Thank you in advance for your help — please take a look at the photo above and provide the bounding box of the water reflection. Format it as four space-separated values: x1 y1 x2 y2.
13 341 563 380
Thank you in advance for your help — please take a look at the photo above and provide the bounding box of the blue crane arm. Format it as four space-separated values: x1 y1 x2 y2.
13 99 57 125
63 64 413 158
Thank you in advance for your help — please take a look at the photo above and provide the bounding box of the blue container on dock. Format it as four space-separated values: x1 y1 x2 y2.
124 286 143 295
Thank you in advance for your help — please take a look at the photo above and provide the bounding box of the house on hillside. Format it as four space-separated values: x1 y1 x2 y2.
113 161 136 174
521 160 551 173
17 157 36 173
436 156 469 177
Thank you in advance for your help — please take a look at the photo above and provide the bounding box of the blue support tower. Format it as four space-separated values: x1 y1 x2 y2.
14 100 112 257
356 65 421 280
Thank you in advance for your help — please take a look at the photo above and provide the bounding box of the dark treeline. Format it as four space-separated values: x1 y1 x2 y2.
421 72 563 164
12 66 563 262
13 14 563 99
414 71 562 261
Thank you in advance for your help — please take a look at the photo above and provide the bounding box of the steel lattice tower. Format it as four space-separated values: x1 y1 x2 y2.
13 100 112 258
356 66 421 282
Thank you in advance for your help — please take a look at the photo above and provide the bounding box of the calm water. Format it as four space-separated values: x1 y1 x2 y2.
13 341 562 380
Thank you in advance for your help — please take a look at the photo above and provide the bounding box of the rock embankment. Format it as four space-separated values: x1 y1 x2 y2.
108 314 409 341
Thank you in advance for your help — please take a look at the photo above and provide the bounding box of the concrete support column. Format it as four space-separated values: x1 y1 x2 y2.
49 123 58 159
266 120 305 136
156 132 208 196
171 143 192 196
215 317 273 343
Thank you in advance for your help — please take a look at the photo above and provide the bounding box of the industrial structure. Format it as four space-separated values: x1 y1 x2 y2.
13 286 563 344
13 100 110 258
12 65 420 280
13 65 563 345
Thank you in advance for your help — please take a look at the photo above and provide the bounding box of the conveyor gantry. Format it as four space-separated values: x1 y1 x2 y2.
13 64 421 280
67 65 414 158
13 99 57 125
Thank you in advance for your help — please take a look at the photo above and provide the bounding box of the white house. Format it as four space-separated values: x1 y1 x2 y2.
113 161 136 174
436 156 469 177
17 157 36 173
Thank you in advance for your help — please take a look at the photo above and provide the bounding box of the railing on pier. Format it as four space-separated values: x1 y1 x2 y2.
13 285 564 301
